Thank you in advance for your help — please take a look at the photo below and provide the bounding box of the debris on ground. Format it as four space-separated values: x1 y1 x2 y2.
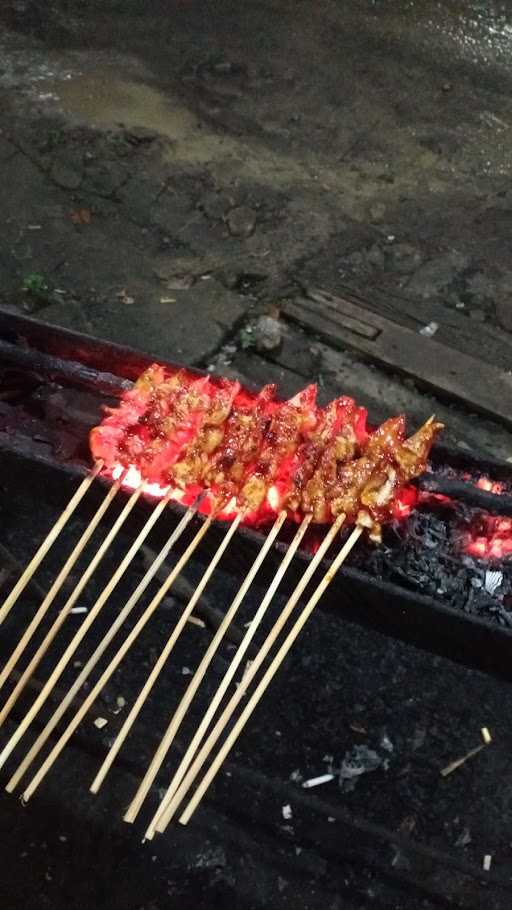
253 314 282 353
227 205 257 238
338 745 386 792
301 773 334 789
419 321 439 338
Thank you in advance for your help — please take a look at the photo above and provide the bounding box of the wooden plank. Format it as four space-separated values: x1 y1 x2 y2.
283 288 512 429
334 281 512 372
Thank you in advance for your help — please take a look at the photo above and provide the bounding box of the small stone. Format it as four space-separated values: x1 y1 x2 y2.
165 274 195 290
125 126 158 144
50 159 82 190
496 297 512 332
366 244 385 268
407 252 468 298
388 242 423 274
94 717 108 730
253 314 282 352
199 191 233 220
227 205 257 238
369 202 386 223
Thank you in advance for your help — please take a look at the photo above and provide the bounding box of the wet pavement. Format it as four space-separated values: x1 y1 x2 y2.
2 2 512 907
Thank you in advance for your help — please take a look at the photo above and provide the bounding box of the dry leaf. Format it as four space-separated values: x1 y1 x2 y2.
70 208 92 225
116 289 135 305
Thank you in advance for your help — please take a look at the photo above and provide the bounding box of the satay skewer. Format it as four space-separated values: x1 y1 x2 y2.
123 509 288 825
151 512 347 835
17 509 214 801
0 475 142 727
143 513 312 835
0 473 125 696
0 461 103 626
90 511 244 793
178 523 363 828
0 480 158 773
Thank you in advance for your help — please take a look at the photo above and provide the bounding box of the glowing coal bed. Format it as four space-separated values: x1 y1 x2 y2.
2 307 512 661
107 458 512 627
345 469 512 626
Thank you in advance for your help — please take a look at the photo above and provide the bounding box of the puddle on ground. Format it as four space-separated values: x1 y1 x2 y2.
38 65 342 189
43 70 197 144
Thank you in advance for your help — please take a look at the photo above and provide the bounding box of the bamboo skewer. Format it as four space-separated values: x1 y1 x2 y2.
178 523 362 826
0 474 124 697
5 506 196 796
90 512 243 794
0 462 103 626
123 509 287 825
153 512 347 833
144 513 312 839
17 509 212 800
0 481 153 773
0 478 142 728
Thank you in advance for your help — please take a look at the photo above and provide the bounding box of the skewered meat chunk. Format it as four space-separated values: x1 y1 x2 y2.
238 385 318 516
90 363 443 535
354 416 443 540
299 398 368 523
329 415 407 519
393 416 444 482
133 374 212 482
89 364 169 467
169 378 241 491
204 384 276 508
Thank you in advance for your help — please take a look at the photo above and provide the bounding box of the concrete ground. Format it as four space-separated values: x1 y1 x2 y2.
2 2 512 908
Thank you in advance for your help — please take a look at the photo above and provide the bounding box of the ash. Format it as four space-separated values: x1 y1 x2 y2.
348 505 512 626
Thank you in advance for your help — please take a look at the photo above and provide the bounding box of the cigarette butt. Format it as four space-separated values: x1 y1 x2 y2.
483 854 492 872
302 773 335 789
481 727 492 744
187 615 206 628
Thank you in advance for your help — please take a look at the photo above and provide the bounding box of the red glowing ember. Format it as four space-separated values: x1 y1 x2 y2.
91 364 443 540
462 477 512 561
